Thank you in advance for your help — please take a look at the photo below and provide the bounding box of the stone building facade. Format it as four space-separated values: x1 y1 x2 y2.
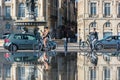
77 0 120 41
77 52 120 80
0 0 77 39
0 0 47 38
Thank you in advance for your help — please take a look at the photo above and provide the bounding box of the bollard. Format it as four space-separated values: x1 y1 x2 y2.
64 38 68 56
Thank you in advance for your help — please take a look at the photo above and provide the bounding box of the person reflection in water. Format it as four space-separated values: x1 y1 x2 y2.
43 52 49 71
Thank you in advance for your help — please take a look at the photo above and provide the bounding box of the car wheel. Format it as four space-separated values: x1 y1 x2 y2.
9 44 17 52
96 44 103 50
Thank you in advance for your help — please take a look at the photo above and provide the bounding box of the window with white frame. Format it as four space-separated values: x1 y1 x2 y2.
34 6 38 17
5 6 11 18
118 3 120 17
4 65 11 78
90 2 96 16
35 68 38 78
18 67 25 80
5 23 11 30
103 67 110 80
118 67 120 80
29 67 38 78
89 67 96 80
18 3 25 17
104 3 111 17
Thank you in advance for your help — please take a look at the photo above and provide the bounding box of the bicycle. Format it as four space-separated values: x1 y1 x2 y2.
37 32 57 51
79 35 98 51
86 51 98 67
79 35 91 49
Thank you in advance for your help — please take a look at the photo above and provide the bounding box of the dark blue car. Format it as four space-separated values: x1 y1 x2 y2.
95 35 120 50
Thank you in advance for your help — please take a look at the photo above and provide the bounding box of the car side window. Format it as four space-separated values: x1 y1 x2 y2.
118 36 120 40
106 36 112 40
27 35 36 40
23 35 28 40
14 34 22 40
112 36 115 40
114 36 118 40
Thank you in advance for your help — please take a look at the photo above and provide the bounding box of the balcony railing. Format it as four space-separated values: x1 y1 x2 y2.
103 14 112 18
89 14 98 18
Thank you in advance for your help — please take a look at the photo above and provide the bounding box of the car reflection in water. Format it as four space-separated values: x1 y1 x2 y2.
4 50 57 63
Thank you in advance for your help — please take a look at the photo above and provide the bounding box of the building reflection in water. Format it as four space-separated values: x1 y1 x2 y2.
2 51 120 80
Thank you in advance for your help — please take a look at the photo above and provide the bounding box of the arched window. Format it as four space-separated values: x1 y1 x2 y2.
18 3 25 17
89 21 97 33
91 22 96 27
5 23 11 30
105 22 111 27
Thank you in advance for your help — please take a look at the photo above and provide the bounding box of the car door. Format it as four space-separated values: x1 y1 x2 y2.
103 36 117 49
20 34 31 49
24 34 38 49
109 36 118 48
13 34 27 49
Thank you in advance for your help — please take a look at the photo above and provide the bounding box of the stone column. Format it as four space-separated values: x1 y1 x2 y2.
12 0 16 19
98 66 103 80
40 0 43 17
11 64 17 80
1 0 3 17
57 57 62 80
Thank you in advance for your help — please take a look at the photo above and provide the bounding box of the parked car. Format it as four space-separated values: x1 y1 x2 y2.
2 33 10 39
95 35 120 50
3 33 39 51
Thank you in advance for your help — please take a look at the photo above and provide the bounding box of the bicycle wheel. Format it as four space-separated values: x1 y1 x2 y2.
80 41 89 49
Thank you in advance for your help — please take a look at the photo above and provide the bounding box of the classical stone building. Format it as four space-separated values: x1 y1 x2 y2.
0 0 48 38
0 0 77 39
77 0 120 41
77 52 120 80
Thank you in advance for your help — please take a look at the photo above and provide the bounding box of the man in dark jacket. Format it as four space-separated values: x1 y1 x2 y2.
90 28 98 50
